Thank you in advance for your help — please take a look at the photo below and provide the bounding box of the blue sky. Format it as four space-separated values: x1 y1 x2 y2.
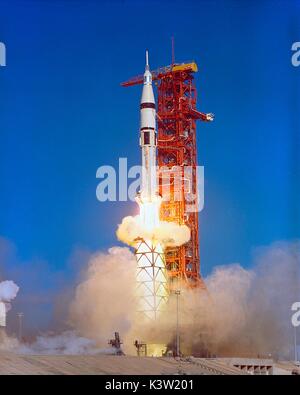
0 0 299 303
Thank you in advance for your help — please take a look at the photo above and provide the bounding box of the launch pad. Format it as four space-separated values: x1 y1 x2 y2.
119 50 214 355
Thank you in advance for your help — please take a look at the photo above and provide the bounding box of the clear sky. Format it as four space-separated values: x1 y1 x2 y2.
0 0 299 329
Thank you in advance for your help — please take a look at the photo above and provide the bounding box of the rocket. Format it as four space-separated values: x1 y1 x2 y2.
139 50 157 202
135 51 169 320
137 51 161 231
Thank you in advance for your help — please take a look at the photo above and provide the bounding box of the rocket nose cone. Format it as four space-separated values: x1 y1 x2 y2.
143 49 152 85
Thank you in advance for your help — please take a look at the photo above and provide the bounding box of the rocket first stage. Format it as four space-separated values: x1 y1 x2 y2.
135 51 168 320
136 50 161 231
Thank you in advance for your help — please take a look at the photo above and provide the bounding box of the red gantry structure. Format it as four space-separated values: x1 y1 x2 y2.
121 55 213 289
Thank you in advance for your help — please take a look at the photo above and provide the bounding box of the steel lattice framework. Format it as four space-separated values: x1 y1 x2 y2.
135 238 169 320
158 71 199 286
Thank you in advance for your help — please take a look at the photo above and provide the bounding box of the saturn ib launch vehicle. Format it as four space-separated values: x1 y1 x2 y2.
135 51 169 320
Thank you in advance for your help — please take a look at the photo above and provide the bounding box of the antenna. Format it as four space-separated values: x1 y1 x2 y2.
145 49 149 70
171 36 175 65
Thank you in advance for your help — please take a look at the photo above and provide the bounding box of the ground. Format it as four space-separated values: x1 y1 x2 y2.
0 353 245 375
0 352 297 375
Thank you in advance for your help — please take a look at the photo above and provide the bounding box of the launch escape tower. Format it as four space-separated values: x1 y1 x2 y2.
122 56 213 289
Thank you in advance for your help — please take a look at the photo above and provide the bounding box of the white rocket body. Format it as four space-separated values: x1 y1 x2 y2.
135 52 168 321
137 51 160 231
140 51 157 201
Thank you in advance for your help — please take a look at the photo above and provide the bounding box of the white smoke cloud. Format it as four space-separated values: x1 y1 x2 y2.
66 240 300 359
0 333 19 351
0 280 19 302
17 331 115 355
1 234 298 360
130 240 300 359
116 215 190 247
0 331 117 355
4 303 11 312
154 221 191 247
69 246 137 348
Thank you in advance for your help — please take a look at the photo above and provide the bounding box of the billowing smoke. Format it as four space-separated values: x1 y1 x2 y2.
68 240 300 359
0 331 117 355
127 240 300 358
154 221 191 247
17 331 115 355
69 246 137 347
116 215 190 247
0 280 19 302
1 234 299 359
